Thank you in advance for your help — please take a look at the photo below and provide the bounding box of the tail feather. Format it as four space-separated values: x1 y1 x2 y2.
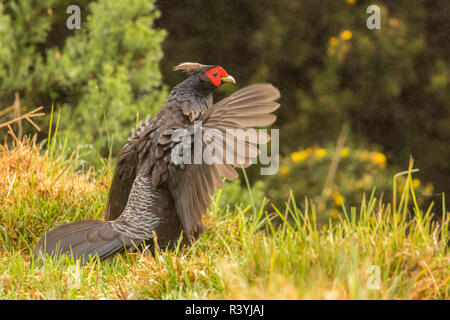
33 220 139 264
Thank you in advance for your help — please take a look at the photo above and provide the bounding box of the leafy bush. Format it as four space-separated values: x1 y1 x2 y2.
0 0 57 105
0 0 167 166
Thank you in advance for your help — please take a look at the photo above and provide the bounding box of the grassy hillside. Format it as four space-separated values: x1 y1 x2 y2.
0 139 448 299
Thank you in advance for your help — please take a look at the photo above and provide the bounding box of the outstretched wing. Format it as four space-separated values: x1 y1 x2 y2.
168 84 281 239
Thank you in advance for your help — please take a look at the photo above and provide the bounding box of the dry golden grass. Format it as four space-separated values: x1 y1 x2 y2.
0 137 107 205
0 136 110 252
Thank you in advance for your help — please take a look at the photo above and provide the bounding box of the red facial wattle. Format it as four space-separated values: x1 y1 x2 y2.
204 67 228 87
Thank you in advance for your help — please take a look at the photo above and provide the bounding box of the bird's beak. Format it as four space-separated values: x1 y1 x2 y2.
221 75 236 85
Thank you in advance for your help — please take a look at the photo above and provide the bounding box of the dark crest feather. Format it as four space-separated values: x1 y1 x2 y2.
173 62 208 75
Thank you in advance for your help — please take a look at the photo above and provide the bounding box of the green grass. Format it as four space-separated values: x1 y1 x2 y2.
0 141 448 299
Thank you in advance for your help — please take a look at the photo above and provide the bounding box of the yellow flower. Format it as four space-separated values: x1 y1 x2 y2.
315 148 327 158
329 37 338 47
280 165 291 176
291 151 308 163
330 209 340 219
346 0 356 4
412 178 421 188
305 147 315 154
333 193 345 206
340 148 349 158
341 30 353 41
372 152 386 167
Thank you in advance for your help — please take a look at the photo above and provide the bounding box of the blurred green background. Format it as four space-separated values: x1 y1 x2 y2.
0 0 448 216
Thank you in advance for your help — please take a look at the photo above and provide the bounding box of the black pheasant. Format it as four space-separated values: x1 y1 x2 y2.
33 63 281 264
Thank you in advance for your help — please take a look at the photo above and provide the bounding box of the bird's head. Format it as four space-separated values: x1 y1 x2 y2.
173 62 236 89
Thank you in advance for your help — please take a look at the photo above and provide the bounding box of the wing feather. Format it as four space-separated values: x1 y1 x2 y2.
168 83 280 238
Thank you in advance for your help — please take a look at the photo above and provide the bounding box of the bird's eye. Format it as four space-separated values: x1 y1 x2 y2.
212 72 218 77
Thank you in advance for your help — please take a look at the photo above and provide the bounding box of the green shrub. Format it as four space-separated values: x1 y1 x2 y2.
0 0 167 167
